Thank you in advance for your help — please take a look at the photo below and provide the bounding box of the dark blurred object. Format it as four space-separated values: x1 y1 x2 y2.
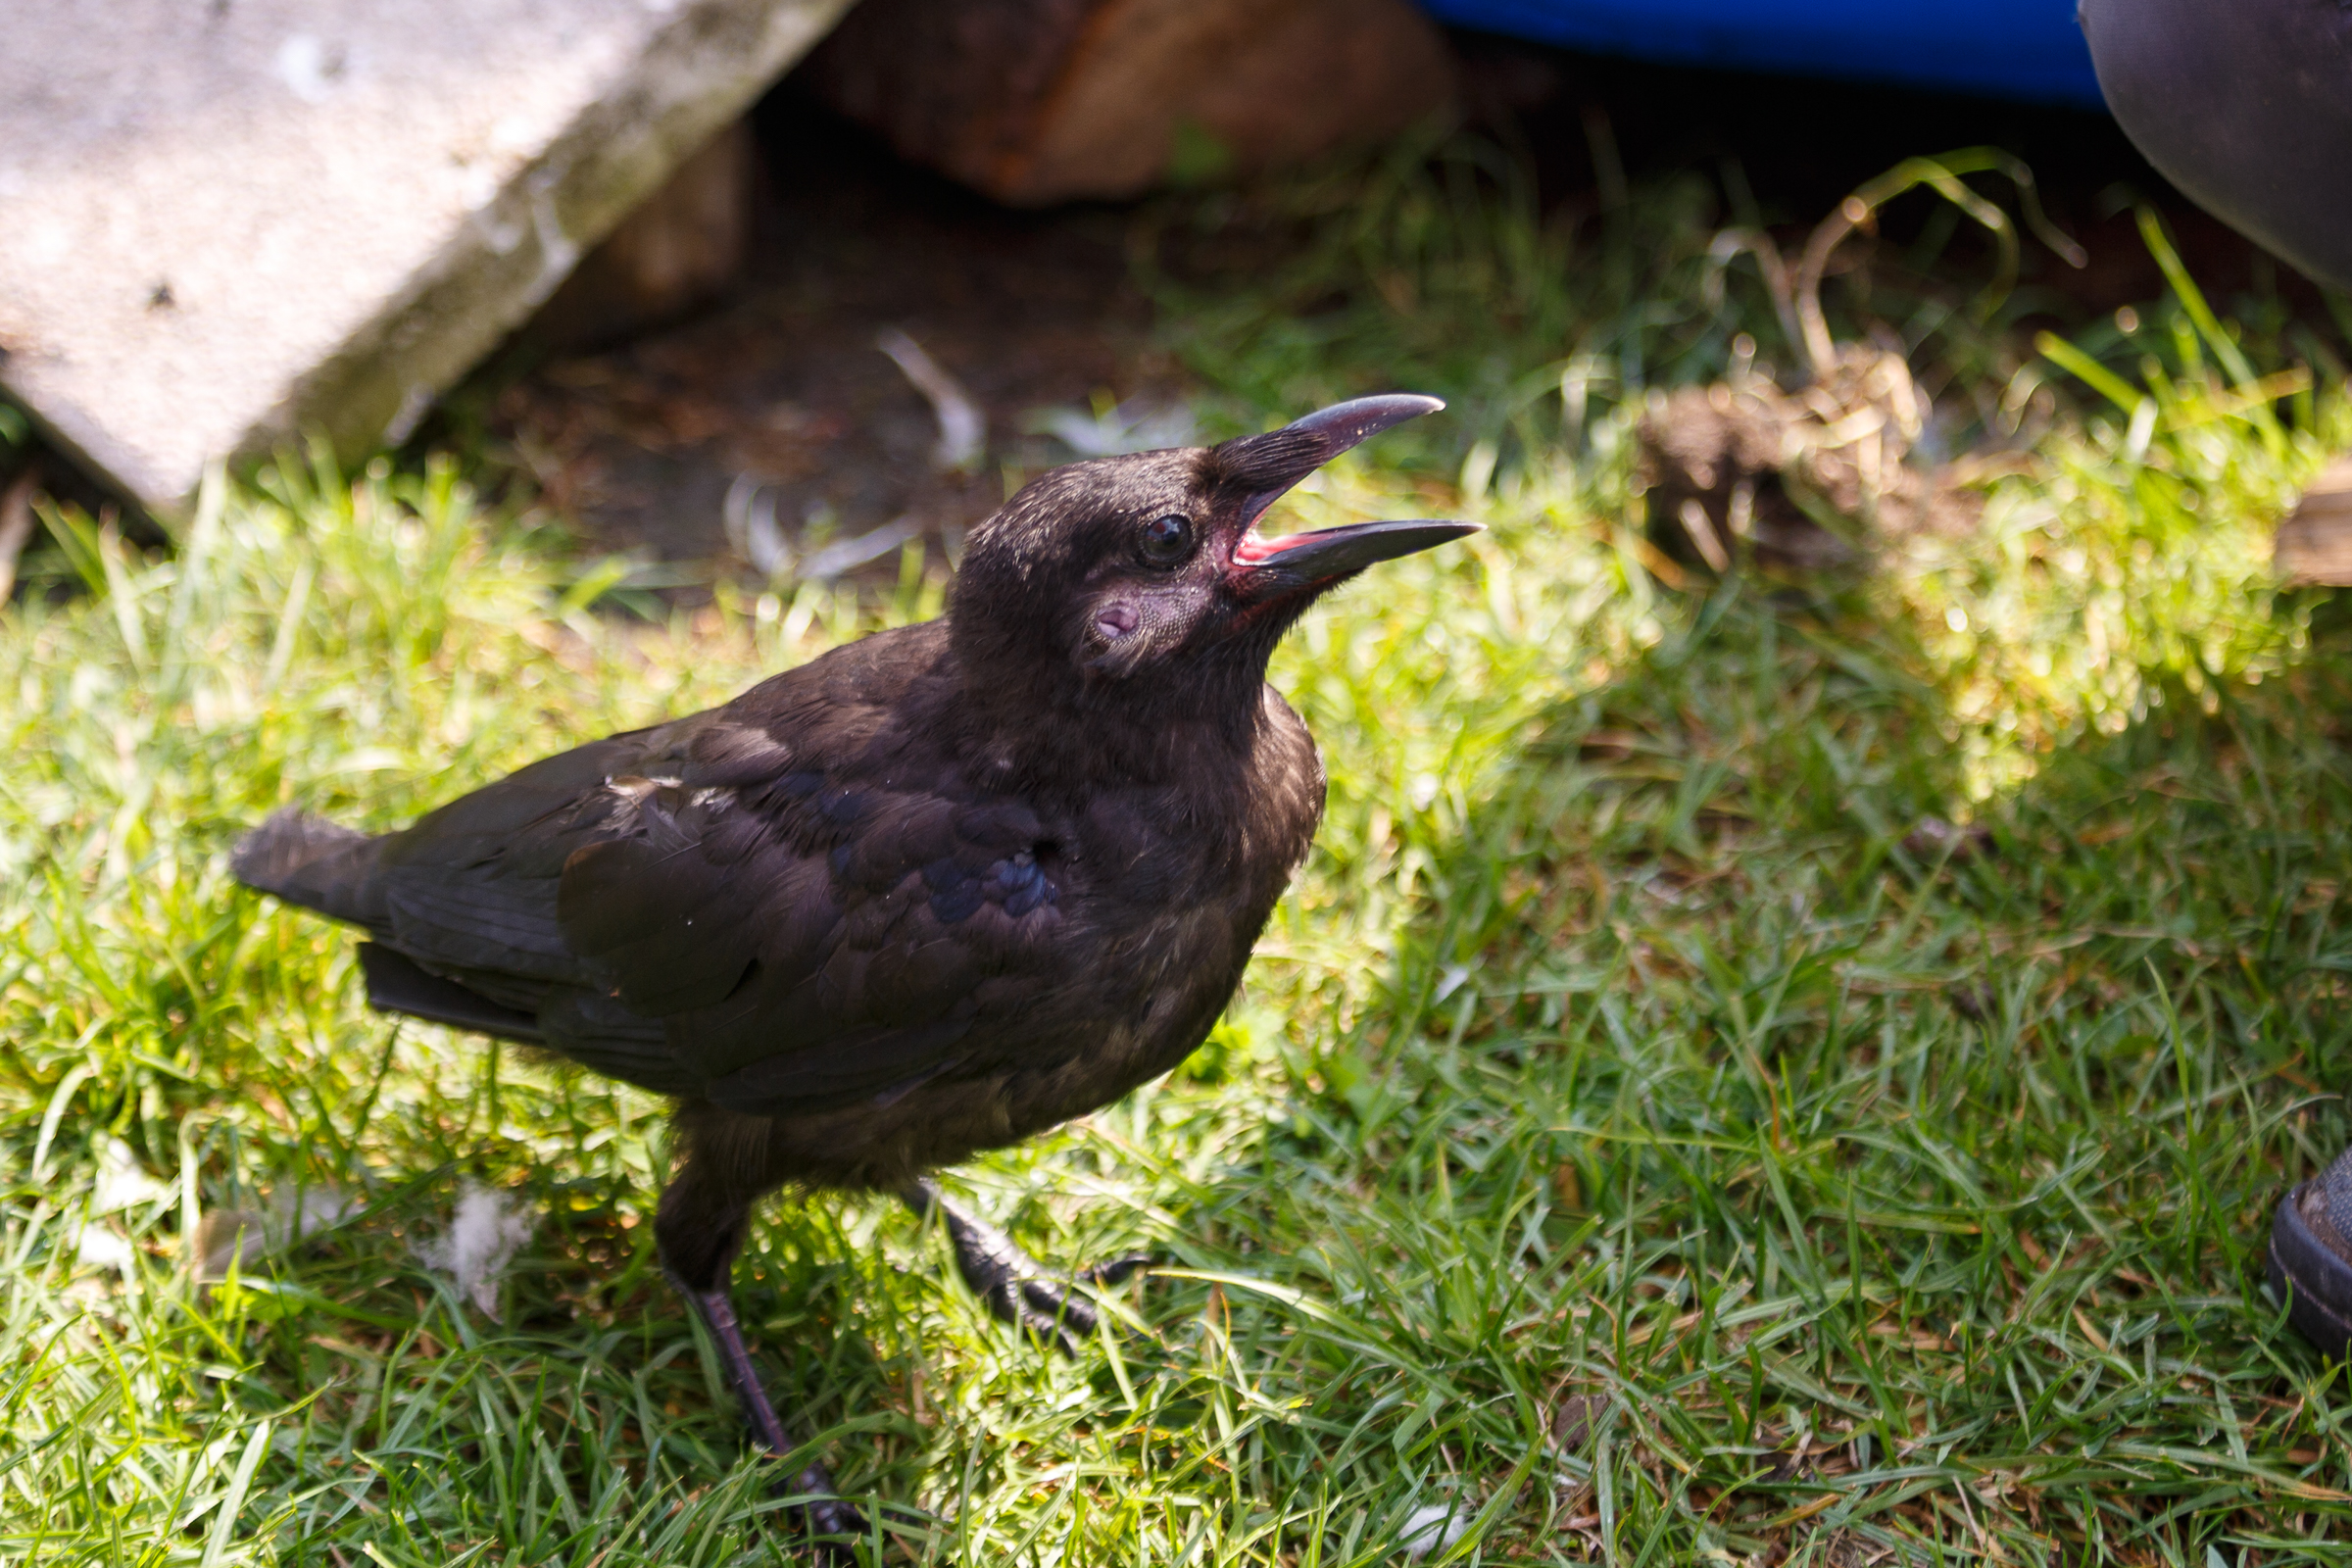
1903 816 1994 862
801 0 1456 206
2277 460 2352 586
2080 0 2352 1372
0 465 38 606
2080 0 2352 293
2082 1 2352 583
533 122 760 352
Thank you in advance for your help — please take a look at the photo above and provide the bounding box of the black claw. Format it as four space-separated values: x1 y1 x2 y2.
1020 1273 1099 1325
1082 1252 1153 1288
789 1485 870 1564
1014 1276 1100 1353
900 1180 1153 1354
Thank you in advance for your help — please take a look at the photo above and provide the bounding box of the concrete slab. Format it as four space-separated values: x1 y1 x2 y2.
0 0 852 521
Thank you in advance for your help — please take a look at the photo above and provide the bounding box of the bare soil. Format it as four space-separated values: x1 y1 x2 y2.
490 99 1182 573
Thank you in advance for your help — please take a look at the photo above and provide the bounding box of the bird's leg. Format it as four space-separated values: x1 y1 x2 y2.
664 1272 866 1539
656 1144 866 1550
898 1178 1151 1355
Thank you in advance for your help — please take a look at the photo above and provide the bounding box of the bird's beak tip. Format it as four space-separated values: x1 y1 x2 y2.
1212 392 1448 497
1283 392 1446 452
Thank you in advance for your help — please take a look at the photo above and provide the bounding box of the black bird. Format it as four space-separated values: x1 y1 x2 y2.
232 394 1473 1534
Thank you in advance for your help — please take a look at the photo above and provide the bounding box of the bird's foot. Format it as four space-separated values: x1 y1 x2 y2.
668 1274 870 1557
900 1180 1151 1355
782 1486 869 1562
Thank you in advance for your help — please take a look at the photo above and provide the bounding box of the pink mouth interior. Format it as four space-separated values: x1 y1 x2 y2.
1231 525 1320 566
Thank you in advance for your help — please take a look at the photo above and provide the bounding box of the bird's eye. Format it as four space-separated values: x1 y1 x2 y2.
1138 514 1196 566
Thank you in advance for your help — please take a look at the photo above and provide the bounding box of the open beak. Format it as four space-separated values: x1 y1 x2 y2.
1230 516 1480 601
1215 394 1479 603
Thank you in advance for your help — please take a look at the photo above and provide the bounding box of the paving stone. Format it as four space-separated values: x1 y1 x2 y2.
0 0 852 521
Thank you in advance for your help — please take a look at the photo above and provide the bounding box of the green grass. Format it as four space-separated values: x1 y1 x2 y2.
7 144 2352 1566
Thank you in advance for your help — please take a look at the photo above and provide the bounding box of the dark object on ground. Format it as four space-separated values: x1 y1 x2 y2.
1901 816 1992 863
2081 0 2352 294
1638 350 1980 573
2270 1152 2352 1360
2084 2 2352 1360
800 0 1455 206
233 395 1474 1545
2275 459 2352 586
1945 982 1995 1025
1552 1392 1608 1453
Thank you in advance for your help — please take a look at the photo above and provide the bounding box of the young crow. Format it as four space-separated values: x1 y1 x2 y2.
233 395 1474 1539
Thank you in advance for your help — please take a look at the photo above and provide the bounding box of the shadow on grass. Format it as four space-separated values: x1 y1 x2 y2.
1204 565 2352 1563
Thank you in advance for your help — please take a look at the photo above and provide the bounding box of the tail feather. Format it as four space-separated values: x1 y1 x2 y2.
231 809 384 926
358 944 544 1043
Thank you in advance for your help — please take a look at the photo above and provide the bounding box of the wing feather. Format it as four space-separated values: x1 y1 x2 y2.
344 622 1069 1120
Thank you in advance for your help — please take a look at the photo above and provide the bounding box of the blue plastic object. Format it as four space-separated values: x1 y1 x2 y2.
1420 0 2105 108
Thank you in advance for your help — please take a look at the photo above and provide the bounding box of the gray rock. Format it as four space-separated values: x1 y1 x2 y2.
0 0 853 522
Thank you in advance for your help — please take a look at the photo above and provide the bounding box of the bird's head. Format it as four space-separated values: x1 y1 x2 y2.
951 394 1476 712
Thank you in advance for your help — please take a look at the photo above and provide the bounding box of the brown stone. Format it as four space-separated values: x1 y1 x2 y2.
803 0 1456 207
2275 457 2352 585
